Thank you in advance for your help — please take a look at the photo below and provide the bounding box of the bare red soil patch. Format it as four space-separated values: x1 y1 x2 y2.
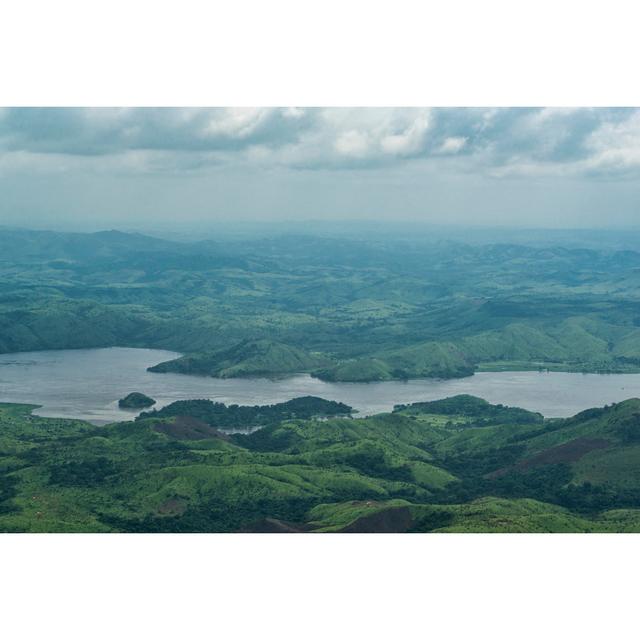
339 506 413 533
519 437 610 468
152 415 231 441
239 518 308 533
491 437 610 478
157 498 187 516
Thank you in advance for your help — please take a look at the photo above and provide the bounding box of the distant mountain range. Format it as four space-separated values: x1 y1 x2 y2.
2 226 640 380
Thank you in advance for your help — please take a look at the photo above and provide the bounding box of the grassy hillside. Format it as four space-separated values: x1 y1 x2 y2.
149 339 331 378
306 497 640 533
313 358 394 382
4 394 640 532
394 394 543 426
314 341 474 381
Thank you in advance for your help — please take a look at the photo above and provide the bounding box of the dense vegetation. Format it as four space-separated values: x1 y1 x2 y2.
118 392 156 409
3 225 640 531
394 394 543 426
3 227 640 380
138 396 353 428
4 394 640 532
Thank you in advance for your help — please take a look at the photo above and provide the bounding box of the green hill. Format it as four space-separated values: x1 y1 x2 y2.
394 394 543 426
313 341 474 382
382 341 475 379
305 497 640 533
4 395 640 532
138 395 353 428
148 339 332 378
466 318 640 374
313 358 394 382
118 392 156 409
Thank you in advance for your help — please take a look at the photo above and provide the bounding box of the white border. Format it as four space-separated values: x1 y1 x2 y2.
1 0 639 106
1 533 638 639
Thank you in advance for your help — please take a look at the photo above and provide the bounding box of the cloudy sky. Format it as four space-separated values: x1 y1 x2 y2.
1 107 639 230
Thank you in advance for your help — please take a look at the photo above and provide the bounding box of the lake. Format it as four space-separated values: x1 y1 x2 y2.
1 347 640 425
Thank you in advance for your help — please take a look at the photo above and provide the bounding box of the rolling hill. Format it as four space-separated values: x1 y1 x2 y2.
148 339 332 377
4 393 640 532
4 227 640 380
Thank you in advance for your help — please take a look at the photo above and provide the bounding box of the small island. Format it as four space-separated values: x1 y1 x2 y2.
118 392 156 409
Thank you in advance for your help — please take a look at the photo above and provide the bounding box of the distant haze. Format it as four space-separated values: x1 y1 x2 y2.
0 107 639 230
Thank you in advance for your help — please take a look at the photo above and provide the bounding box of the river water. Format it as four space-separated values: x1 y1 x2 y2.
1 347 639 424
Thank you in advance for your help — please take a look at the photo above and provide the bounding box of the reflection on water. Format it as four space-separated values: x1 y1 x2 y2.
1 347 640 424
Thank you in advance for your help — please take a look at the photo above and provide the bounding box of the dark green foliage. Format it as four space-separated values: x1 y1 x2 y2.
139 396 352 429
431 463 573 506
506 421 568 443
488 465 574 505
0 474 19 515
339 445 414 482
557 483 640 513
233 422 299 452
614 413 640 444
441 443 528 478
49 457 118 487
409 509 455 533
395 394 543 426
118 392 156 409
101 497 319 533
565 407 611 424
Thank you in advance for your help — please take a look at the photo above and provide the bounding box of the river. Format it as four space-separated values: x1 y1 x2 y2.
1 347 639 424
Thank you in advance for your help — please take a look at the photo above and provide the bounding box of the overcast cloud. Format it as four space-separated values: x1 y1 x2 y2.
0 107 638 230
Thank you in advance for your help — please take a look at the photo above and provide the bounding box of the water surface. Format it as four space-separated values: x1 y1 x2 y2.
1 347 640 424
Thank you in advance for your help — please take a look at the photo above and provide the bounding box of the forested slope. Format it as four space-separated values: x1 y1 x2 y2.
3 394 640 532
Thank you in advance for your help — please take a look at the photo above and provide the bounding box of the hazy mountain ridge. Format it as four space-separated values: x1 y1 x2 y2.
3 227 640 380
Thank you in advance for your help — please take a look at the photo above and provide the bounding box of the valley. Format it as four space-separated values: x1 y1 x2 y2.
4 347 640 423
3 226 640 532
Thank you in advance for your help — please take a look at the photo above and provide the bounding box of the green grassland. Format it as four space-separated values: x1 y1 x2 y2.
307 497 640 533
148 339 332 378
4 393 640 532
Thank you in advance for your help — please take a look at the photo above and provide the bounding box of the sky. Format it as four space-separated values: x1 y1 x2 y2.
0 107 639 231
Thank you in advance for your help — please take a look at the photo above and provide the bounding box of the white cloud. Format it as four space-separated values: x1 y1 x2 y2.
283 107 305 119
439 136 467 154
1 107 639 180
202 108 273 139
582 111 640 174
380 113 430 156
334 130 371 157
